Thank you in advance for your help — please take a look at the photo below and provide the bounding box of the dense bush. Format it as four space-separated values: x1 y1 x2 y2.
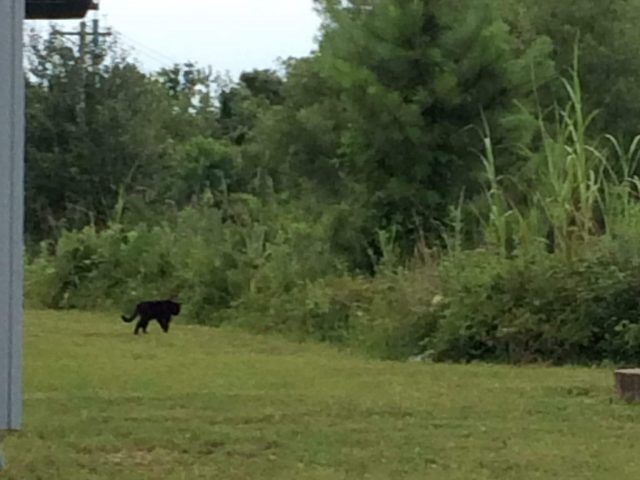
428 246 640 364
27 216 640 365
231 264 441 360
404 59 640 365
25 198 345 320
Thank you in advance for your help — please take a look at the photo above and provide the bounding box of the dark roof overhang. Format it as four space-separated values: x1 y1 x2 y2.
26 0 98 19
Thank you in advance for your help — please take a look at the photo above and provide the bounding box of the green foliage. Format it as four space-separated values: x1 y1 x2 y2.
470 53 607 259
218 69 284 145
25 222 179 310
427 245 640 364
234 265 441 360
420 54 640 365
23 4 640 366
24 30 219 243
280 0 553 238
25 199 345 321
163 136 239 204
500 0 640 143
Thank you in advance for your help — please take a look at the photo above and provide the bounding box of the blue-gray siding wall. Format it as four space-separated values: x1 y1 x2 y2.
0 0 24 431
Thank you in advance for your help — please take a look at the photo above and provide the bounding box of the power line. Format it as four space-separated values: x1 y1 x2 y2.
112 28 179 67
32 21 185 72
124 46 175 70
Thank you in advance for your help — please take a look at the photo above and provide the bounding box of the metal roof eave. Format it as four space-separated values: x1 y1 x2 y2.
26 0 98 20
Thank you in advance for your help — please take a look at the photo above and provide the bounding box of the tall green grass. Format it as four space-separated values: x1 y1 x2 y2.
421 50 640 364
471 49 637 261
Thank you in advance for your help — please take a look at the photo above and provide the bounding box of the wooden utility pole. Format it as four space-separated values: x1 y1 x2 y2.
54 18 111 69
53 18 111 121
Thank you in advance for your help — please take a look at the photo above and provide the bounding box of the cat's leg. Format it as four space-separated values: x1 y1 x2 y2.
159 316 170 333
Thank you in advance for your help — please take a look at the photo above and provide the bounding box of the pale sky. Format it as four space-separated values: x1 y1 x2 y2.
27 0 322 78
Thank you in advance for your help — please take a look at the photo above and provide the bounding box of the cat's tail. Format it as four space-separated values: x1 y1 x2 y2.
121 306 139 323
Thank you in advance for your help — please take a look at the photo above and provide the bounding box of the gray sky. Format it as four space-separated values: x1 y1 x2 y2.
28 0 322 78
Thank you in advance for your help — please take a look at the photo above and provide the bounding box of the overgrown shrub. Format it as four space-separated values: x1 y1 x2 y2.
24 198 346 321
232 262 442 360
25 222 179 310
428 244 640 364
25 206 640 365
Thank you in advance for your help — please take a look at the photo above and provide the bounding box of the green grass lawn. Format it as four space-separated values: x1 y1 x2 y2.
1 310 639 479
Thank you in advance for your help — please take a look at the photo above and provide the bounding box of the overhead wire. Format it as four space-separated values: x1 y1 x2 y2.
111 28 180 69
25 22 186 72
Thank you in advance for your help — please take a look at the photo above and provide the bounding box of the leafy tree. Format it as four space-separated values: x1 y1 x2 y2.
24 29 220 241
499 0 640 144
218 69 285 145
253 0 554 254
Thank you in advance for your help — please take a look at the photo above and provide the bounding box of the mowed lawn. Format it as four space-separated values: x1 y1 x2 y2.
2 311 640 479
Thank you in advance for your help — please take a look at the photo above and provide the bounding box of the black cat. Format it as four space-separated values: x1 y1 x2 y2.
121 300 181 335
